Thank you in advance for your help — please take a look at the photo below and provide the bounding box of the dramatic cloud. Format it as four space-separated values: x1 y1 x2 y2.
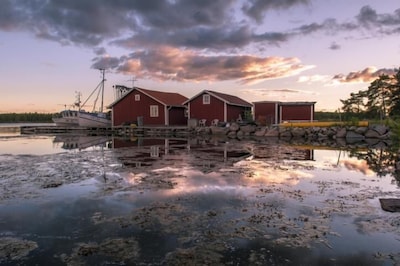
242 0 310 23
1 1 399 85
92 46 314 84
333 67 396 83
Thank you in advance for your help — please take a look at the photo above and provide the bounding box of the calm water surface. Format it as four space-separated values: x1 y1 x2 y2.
0 129 399 265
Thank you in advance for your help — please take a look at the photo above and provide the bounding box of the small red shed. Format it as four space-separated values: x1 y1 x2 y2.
184 90 252 126
108 85 188 126
254 101 316 125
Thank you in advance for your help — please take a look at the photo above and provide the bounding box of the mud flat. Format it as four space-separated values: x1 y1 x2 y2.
0 137 400 264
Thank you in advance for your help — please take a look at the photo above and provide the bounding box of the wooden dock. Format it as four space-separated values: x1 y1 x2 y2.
20 125 191 136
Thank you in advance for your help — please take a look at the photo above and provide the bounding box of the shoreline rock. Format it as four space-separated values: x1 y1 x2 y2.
193 122 392 141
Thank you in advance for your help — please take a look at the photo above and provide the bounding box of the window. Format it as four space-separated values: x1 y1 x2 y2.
135 94 140 101
203 94 210 104
150 105 159 117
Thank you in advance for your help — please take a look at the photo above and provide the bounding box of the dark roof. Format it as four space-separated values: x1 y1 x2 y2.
184 90 252 107
108 86 188 107
138 87 188 106
208 90 252 107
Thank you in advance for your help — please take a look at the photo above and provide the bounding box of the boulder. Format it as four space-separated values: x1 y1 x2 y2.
210 126 228 135
240 124 257 134
336 127 347 138
265 128 279 137
227 131 237 138
345 131 365 141
280 130 292 138
254 127 267 136
364 129 381 138
355 127 368 134
371 124 388 135
291 127 306 138
229 122 240 132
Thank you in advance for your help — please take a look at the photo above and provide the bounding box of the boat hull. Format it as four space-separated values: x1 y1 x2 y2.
78 112 111 127
52 110 79 127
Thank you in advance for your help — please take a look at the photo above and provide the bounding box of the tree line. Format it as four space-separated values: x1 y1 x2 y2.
340 68 400 121
0 113 54 123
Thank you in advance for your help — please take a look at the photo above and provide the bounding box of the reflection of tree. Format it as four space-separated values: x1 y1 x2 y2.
348 146 400 186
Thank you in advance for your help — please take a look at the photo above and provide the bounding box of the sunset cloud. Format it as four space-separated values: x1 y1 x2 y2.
92 46 314 84
332 67 396 83
0 0 399 89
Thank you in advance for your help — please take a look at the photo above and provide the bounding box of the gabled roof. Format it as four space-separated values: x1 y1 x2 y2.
108 86 188 108
184 90 252 107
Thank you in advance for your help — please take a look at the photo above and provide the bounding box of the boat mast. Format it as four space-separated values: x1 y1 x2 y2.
99 68 105 113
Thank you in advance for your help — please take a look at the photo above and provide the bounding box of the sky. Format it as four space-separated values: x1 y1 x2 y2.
1 0 399 113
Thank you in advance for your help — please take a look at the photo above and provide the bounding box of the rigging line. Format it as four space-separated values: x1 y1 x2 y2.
80 81 102 110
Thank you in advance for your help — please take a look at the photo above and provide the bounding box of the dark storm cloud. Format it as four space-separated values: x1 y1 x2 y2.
242 0 310 23
1 1 399 84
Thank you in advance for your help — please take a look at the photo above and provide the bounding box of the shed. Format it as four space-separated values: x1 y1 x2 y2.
183 90 252 126
108 85 188 126
254 101 316 126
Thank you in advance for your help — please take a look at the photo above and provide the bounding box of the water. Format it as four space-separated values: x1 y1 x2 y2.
0 129 399 265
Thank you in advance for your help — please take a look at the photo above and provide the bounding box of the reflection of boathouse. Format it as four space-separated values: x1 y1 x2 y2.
251 144 314 161
112 138 314 173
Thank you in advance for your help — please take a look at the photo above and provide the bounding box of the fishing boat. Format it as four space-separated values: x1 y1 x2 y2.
52 93 81 126
52 110 79 126
53 69 111 127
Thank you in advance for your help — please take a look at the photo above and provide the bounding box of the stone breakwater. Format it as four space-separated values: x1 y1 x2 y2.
194 123 392 141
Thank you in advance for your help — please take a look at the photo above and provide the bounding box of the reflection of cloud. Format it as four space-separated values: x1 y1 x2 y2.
236 160 314 185
342 158 374 176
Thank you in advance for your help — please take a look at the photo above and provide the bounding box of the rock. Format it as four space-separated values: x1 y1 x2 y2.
364 129 381 138
345 131 365 141
291 127 306 138
236 130 244 139
355 127 368 134
371 124 388 135
240 124 256 134
379 132 393 140
280 130 292 138
265 128 279 137
336 127 347 138
254 128 267 136
229 123 240 132
227 131 237 138
379 198 400 212
210 126 228 135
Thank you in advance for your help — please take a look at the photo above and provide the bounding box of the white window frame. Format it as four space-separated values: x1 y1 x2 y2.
150 105 159 117
134 94 140 101
203 94 210 104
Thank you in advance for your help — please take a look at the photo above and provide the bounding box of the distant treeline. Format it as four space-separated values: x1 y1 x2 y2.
314 111 341 121
0 112 54 123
